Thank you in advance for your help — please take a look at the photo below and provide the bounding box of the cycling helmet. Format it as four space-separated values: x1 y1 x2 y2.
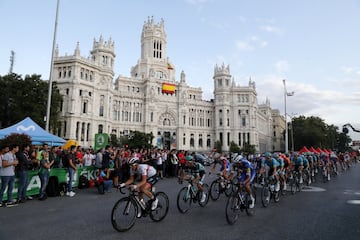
264 152 271 158
185 155 193 161
233 154 243 163
273 153 278 158
128 157 140 165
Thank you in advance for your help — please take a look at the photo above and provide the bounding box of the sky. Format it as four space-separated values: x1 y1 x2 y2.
1 0 360 141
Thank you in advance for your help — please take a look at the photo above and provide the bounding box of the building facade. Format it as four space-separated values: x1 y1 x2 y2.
53 17 284 153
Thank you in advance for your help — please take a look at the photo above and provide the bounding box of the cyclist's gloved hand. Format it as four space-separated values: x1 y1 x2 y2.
130 184 138 191
119 183 126 188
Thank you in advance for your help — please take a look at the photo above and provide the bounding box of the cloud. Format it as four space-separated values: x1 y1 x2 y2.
235 35 268 51
236 41 253 51
274 60 289 74
260 25 281 34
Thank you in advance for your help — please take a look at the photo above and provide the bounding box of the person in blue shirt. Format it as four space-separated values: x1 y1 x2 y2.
260 152 280 192
232 155 256 208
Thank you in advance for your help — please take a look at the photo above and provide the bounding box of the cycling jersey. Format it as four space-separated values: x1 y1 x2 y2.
237 159 256 183
130 164 158 185
214 156 230 172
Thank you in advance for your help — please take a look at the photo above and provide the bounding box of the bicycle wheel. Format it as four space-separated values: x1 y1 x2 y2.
244 193 255 216
224 181 233 197
225 194 240 225
198 183 210 207
274 190 280 203
209 180 220 201
150 192 169 222
231 177 239 193
261 185 270 208
177 187 192 213
111 197 137 232
289 177 296 195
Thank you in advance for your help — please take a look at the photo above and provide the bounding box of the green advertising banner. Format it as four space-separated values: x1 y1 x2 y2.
94 133 108 152
1 166 100 202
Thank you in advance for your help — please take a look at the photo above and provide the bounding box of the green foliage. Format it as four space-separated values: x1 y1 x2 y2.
0 133 32 149
109 134 120 147
240 142 256 157
214 140 222 153
0 73 62 132
119 131 154 149
291 115 352 152
229 141 241 154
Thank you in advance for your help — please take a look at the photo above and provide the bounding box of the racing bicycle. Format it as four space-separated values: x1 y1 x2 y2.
177 177 210 213
111 186 169 232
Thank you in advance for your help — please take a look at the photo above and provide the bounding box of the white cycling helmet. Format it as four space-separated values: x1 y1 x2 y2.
128 157 140 165
233 154 243 163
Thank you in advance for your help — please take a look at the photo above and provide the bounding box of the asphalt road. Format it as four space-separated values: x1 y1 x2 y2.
1 165 360 240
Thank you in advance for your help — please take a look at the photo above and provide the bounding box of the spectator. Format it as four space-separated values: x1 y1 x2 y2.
66 145 77 197
15 144 34 203
98 168 113 193
94 148 104 169
38 149 54 200
102 145 111 170
0 144 19 207
49 146 60 168
83 148 95 167
168 149 178 177
75 146 84 167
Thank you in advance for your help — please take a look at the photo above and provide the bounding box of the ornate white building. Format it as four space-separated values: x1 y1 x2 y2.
53 17 284 153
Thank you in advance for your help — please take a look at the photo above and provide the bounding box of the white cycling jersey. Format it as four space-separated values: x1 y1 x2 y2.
130 164 157 178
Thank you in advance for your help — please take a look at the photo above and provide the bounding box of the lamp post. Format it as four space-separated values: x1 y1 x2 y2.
283 79 294 153
45 0 60 131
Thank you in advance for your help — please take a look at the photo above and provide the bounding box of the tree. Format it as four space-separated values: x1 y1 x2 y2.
119 131 154 149
229 141 241 154
214 140 222 153
0 133 32 149
240 142 256 158
109 134 120 147
291 115 351 151
0 73 62 133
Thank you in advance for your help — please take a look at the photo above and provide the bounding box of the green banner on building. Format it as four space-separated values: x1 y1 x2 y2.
94 133 108 151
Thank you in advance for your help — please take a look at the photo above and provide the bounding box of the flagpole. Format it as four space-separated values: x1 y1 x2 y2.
45 0 60 131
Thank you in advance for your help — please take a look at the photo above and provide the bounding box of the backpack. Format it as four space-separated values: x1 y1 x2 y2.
78 175 89 189
46 176 59 197
61 152 69 168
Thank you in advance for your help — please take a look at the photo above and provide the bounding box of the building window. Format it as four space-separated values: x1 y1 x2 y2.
99 95 104 117
190 134 194 147
150 112 154 122
83 102 87 114
98 124 103 133
218 79 222 87
242 117 246 126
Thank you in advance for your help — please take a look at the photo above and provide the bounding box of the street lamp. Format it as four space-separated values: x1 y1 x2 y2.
283 79 294 153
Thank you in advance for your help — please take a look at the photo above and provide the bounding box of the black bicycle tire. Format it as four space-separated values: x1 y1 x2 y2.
150 191 169 222
225 195 239 225
209 180 220 201
111 197 137 232
176 186 192 213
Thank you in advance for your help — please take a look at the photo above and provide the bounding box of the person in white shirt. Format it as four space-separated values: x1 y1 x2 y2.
83 148 95 167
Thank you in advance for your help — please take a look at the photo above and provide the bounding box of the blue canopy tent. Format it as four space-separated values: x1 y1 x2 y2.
0 117 66 146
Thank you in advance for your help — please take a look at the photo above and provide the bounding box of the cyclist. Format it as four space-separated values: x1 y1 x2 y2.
211 152 231 182
119 157 159 215
232 155 256 208
181 155 207 203
260 152 280 192
293 152 304 184
273 153 286 191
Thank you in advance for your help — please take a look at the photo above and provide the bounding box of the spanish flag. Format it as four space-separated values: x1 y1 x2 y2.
162 83 176 94
167 63 174 70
